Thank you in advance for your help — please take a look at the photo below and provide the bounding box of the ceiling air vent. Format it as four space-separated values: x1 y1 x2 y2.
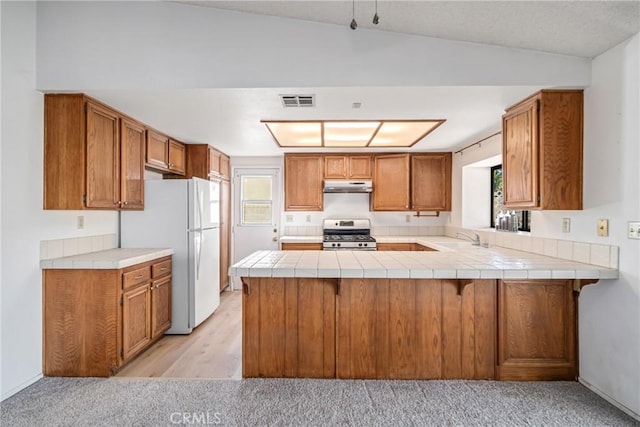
280 94 315 108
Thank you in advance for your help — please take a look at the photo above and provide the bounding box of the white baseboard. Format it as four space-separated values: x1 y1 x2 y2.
1 373 43 402
579 377 640 422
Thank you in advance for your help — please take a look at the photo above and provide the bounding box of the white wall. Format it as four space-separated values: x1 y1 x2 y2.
35 1 591 90
534 35 639 416
451 35 640 417
0 2 118 400
461 167 491 228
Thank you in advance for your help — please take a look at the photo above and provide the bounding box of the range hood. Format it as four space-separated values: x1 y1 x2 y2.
323 180 373 194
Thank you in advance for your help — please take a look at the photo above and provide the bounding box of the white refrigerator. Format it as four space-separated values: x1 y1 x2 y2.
121 177 221 334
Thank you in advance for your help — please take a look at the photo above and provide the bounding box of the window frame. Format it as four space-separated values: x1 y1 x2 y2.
240 175 274 226
491 165 530 232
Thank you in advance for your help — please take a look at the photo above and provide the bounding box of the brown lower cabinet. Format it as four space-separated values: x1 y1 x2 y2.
281 243 323 250
242 277 583 381
497 279 577 380
43 256 172 377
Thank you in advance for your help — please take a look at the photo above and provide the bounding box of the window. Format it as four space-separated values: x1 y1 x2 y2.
491 165 530 232
241 176 273 225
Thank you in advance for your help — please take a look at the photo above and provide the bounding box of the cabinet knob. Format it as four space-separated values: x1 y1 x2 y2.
272 237 278 242
123 201 128 206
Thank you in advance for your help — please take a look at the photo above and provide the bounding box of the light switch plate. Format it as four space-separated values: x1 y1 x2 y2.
629 221 640 239
597 219 609 237
285 215 293 223
562 218 571 233
77 215 85 230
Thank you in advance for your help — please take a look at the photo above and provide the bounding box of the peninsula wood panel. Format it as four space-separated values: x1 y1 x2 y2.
336 279 496 380
284 154 323 211
242 277 336 378
371 154 410 211
43 269 119 377
411 153 452 211
497 279 576 380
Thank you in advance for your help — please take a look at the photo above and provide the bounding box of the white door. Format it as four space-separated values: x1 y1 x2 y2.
232 168 281 289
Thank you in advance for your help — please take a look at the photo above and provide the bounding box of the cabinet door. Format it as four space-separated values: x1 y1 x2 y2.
497 280 576 380
503 100 539 208
324 155 348 179
208 146 221 177
219 155 231 180
281 243 323 250
371 154 410 211
168 139 186 175
85 102 121 208
348 155 372 179
411 153 452 211
146 130 169 170
122 283 151 361
219 180 231 291
284 155 323 211
120 118 145 210
151 276 172 339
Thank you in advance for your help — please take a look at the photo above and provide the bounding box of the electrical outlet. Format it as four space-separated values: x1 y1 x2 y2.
405 215 411 223
562 218 571 233
285 215 293 223
597 219 609 237
629 221 640 239
77 215 85 230
306 215 311 223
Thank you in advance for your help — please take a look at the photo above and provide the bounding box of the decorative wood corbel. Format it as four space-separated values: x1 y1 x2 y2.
573 279 599 293
242 278 250 295
457 279 473 295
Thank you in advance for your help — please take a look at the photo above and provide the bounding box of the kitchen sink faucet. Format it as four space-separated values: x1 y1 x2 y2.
456 232 481 246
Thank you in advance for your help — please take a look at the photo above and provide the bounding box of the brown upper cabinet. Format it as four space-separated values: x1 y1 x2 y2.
502 90 583 210
145 131 185 176
324 155 372 179
371 154 411 211
44 94 145 210
411 153 452 211
186 144 230 181
284 154 323 211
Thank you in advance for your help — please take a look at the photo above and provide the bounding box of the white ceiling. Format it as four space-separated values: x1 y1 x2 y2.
86 1 638 157
178 0 640 58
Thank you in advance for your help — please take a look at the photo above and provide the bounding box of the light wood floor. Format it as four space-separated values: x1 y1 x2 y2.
117 290 242 379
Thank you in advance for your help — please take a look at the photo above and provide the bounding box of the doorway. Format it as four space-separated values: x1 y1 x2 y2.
231 168 281 289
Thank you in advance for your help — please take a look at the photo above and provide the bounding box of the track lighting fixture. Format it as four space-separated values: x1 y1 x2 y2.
373 0 379 24
350 0 357 30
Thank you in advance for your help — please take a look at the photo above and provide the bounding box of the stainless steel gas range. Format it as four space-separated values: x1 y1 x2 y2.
322 219 376 251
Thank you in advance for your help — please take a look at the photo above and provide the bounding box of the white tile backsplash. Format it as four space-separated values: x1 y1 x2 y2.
589 244 610 268
40 234 118 260
572 242 590 264
543 239 558 257
557 240 574 260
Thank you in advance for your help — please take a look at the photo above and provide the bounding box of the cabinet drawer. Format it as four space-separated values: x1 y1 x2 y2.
152 259 172 279
123 266 151 289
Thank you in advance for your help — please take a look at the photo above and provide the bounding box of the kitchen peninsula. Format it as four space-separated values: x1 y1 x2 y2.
230 238 616 381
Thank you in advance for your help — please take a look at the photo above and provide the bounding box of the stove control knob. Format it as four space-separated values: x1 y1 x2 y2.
364 243 368 247
332 243 336 247
337 243 341 247
358 243 363 247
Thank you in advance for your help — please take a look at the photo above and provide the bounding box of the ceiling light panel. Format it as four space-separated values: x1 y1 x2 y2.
264 122 321 147
324 122 379 147
368 120 445 147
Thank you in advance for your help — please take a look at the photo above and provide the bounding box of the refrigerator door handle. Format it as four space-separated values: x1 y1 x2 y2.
195 230 202 281
195 180 202 231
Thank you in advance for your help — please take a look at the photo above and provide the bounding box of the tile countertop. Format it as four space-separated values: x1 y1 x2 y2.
40 248 174 270
232 237 617 280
